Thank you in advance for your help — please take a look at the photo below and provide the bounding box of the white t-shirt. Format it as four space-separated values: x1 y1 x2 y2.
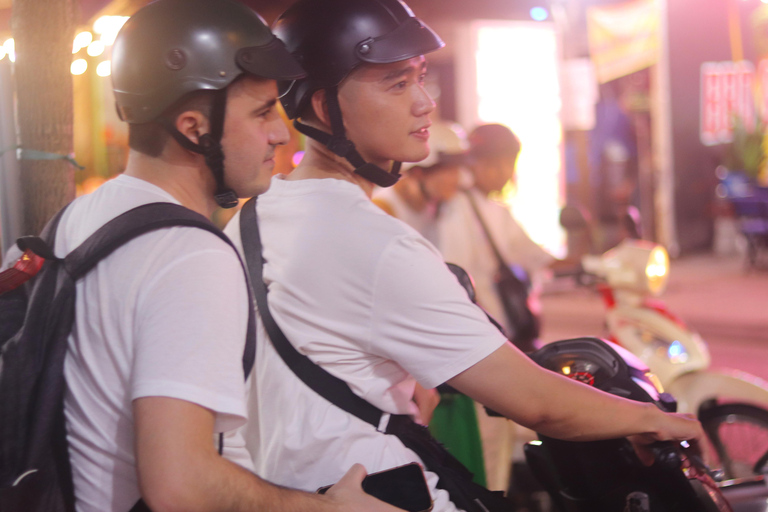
225 176 506 512
26 175 253 511
437 188 553 336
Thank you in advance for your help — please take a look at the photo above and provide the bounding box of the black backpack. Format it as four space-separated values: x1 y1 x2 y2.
0 202 255 512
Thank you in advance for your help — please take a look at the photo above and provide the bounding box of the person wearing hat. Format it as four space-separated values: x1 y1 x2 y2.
23 0 401 510
227 1 705 511
439 124 558 342
437 124 575 490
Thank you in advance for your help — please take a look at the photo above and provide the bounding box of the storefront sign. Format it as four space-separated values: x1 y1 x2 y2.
700 61 755 146
587 0 660 84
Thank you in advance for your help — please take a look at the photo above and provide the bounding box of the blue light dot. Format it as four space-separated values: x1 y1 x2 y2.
530 7 549 21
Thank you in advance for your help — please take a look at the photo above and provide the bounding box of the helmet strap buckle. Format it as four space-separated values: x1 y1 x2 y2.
327 137 355 158
214 189 239 209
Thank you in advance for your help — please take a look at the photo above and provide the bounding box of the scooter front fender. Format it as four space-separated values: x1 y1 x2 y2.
666 369 768 415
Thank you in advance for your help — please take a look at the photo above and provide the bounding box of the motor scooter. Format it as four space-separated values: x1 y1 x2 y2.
580 239 768 479
523 336 768 512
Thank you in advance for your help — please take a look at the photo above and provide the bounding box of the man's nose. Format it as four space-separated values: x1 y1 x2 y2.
269 118 290 146
412 83 435 117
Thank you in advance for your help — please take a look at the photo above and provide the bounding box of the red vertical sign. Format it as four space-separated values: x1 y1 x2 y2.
700 61 756 146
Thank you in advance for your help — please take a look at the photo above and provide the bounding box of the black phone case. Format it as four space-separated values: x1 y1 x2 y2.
317 463 433 512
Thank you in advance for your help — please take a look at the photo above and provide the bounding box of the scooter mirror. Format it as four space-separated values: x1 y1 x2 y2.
446 263 476 303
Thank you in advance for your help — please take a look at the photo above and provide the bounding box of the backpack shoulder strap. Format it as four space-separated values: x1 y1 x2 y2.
14 203 71 261
463 189 508 271
64 203 222 278
239 197 384 429
64 202 255 378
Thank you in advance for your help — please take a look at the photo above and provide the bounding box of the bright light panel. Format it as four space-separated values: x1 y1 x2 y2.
474 21 565 257
3 38 14 63
94 15 129 45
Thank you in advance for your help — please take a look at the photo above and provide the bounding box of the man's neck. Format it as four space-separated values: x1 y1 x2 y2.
286 141 381 198
123 150 218 217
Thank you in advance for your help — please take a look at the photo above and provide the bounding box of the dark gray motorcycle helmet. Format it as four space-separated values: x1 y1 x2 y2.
274 0 444 120
112 0 305 125
110 0 305 208
272 0 444 188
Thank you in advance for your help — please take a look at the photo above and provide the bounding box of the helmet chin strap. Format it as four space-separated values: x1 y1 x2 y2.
161 88 239 209
292 86 401 188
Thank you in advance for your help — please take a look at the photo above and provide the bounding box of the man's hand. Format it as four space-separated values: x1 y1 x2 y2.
323 464 408 512
627 412 707 467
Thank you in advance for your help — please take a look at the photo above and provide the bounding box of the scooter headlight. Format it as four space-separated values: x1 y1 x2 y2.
594 240 669 296
645 245 669 295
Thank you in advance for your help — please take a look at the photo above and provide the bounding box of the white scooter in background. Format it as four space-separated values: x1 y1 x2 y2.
582 239 768 480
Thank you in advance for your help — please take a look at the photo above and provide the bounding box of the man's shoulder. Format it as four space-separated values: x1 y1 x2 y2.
61 192 236 264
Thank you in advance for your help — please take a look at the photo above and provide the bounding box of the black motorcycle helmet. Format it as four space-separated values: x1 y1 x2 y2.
112 0 305 208
273 0 444 187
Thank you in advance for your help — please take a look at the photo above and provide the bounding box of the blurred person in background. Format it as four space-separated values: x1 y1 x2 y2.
439 124 562 339
438 123 575 491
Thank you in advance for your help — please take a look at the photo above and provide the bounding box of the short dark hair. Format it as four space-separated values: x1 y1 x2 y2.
469 123 521 161
128 89 216 157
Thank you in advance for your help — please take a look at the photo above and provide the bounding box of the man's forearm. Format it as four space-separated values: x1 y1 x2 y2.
448 343 701 443
134 397 344 512
141 450 333 512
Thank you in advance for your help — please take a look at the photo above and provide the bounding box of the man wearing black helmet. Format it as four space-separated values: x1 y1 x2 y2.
40 0 402 510
227 0 705 511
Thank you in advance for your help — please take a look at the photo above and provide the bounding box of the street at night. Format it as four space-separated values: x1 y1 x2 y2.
540 252 768 389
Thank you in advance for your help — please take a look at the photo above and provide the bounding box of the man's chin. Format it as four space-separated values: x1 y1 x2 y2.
239 179 272 199
397 150 430 165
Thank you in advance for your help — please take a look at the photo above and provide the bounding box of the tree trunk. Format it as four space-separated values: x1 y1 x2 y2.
12 0 76 236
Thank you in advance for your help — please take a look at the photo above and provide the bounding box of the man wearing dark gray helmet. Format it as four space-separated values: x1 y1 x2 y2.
40 0 402 510
227 0 704 511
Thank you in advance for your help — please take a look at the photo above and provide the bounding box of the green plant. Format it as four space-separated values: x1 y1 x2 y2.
725 115 765 179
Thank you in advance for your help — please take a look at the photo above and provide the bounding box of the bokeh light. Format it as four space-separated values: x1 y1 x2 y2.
73 31 93 54
530 7 549 21
96 60 111 77
71 59 87 75
87 40 105 57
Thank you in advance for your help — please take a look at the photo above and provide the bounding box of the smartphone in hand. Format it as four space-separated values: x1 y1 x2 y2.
317 462 433 512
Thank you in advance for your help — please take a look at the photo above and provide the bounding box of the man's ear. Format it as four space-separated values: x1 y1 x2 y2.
310 89 331 129
174 110 210 146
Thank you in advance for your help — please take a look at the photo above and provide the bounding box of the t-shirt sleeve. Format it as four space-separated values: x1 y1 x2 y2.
369 234 508 389
131 236 250 434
